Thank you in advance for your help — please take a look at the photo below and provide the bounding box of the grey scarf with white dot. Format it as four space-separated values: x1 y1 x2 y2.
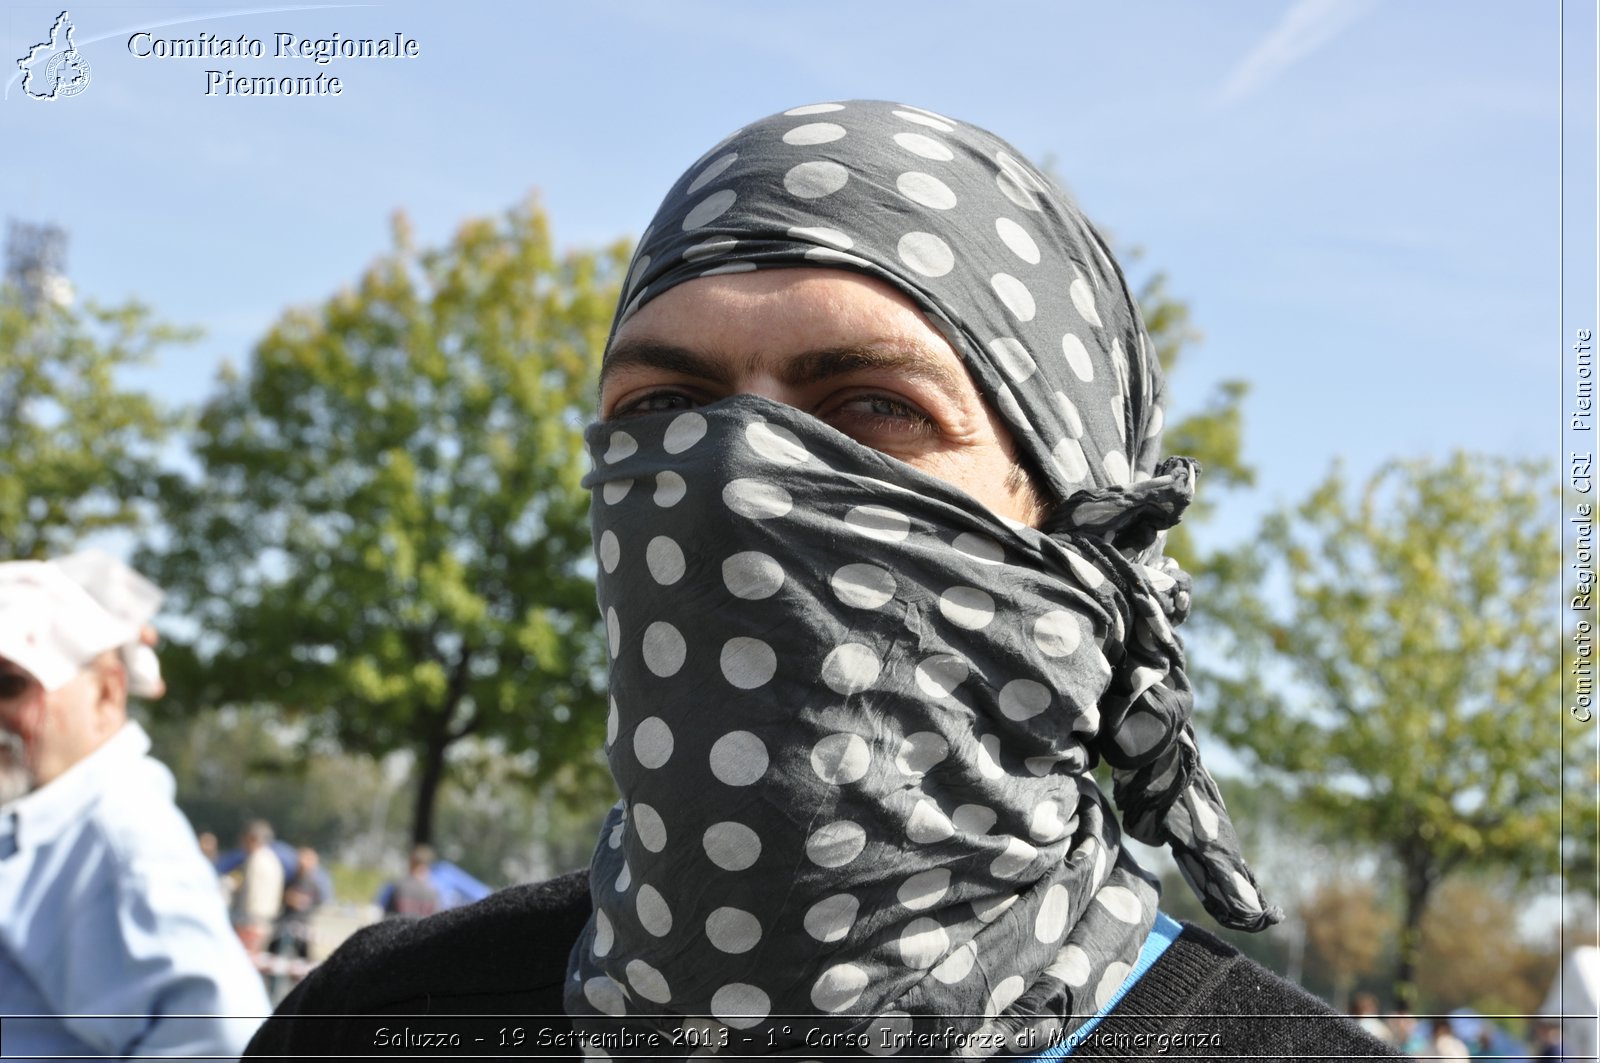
565 100 1280 1057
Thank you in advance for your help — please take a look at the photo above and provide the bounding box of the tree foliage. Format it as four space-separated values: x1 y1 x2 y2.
1416 876 1562 1016
1298 879 1393 1008
1202 452 1562 1005
143 199 630 845
1568 755 1600 899
0 288 187 559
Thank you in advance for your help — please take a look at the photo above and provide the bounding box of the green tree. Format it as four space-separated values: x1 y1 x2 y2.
1567 754 1599 899
144 199 630 846
0 287 188 559
1202 453 1562 1008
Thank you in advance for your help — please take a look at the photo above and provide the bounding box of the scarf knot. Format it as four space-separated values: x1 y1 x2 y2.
1038 457 1281 933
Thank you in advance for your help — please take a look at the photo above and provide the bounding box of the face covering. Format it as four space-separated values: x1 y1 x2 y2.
566 99 1279 1057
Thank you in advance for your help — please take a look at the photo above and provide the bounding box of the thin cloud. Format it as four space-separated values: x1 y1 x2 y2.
1216 0 1375 107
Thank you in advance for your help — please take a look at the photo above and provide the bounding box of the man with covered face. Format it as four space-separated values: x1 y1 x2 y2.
0 554 268 1058
249 100 1397 1059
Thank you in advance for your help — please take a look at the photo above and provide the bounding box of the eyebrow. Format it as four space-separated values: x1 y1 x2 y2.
599 338 967 401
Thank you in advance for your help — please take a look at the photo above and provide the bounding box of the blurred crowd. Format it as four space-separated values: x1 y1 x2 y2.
195 818 483 971
1347 992 1568 1061
196 822 338 960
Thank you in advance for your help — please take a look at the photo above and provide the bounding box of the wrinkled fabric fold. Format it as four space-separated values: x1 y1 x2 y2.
1045 459 1280 934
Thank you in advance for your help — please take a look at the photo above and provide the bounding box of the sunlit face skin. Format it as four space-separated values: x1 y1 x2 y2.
600 269 1047 526
0 653 126 789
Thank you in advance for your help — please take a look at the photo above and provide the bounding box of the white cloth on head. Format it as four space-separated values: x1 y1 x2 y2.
0 562 136 692
53 550 165 697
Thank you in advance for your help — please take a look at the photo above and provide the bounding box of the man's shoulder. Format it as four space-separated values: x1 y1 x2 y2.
10 749 194 884
86 756 213 875
245 868 592 1056
1077 921 1404 1061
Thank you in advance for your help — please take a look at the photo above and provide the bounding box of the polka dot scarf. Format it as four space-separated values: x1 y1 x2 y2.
566 100 1281 1056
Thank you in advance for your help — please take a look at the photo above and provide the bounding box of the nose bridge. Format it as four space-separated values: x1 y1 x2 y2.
727 369 803 410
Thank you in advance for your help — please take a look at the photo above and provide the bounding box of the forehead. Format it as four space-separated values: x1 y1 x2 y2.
607 268 955 368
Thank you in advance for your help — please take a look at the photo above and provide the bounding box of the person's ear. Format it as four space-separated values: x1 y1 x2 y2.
93 654 129 731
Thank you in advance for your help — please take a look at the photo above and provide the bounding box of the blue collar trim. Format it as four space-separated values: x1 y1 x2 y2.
1029 911 1183 1059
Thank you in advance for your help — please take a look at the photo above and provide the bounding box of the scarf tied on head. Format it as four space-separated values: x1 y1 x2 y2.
566 100 1280 1058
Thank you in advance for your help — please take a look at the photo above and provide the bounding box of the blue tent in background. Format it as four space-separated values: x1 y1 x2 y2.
374 860 492 912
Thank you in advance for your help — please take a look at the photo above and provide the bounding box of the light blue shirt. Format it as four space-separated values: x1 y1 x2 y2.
0 722 270 1059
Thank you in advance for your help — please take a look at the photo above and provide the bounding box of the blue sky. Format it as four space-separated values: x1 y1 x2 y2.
0 0 1587 550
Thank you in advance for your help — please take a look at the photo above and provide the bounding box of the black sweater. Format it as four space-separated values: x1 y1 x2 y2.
244 871 1400 1060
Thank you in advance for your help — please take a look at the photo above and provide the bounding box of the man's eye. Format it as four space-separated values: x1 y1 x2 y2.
0 674 33 702
837 395 936 435
863 397 920 419
613 392 695 418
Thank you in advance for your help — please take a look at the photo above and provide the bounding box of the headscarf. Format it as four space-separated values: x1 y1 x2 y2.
566 100 1279 1057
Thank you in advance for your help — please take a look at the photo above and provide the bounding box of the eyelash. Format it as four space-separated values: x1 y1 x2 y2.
613 392 696 417
844 395 937 436
610 390 936 437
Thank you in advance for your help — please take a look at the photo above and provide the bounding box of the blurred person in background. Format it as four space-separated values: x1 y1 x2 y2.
1388 1006 1428 1055
1531 1018 1564 1059
383 843 440 920
197 828 237 906
232 818 285 953
1350 992 1396 1045
271 846 334 959
0 555 268 1057
1429 1017 1471 1061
